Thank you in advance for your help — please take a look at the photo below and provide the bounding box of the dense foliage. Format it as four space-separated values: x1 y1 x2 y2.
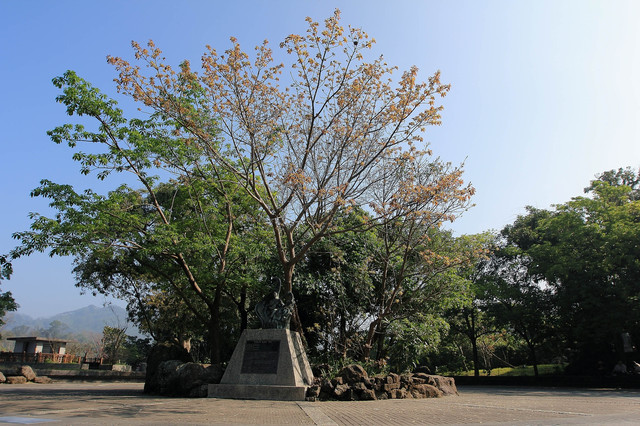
7 9 639 376
436 167 640 376
10 11 475 370
0 255 18 337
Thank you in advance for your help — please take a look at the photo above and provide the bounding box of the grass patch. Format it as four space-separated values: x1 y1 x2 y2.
451 364 565 376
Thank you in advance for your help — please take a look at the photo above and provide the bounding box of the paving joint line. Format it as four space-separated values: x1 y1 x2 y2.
24 402 167 416
444 402 593 416
297 402 338 425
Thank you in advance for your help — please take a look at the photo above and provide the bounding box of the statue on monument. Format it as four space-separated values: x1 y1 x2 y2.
210 277 313 400
255 279 295 329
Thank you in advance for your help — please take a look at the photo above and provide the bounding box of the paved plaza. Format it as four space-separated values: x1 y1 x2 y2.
0 382 639 425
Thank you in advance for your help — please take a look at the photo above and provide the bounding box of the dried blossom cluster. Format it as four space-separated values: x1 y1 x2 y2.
106 10 474 293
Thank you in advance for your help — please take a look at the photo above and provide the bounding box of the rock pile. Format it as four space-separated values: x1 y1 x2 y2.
306 364 457 401
0 365 53 385
144 360 223 397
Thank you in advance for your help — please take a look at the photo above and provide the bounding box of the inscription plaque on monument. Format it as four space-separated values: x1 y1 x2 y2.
241 340 280 374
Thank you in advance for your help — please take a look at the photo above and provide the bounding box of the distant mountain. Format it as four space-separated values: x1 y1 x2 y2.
1 305 142 337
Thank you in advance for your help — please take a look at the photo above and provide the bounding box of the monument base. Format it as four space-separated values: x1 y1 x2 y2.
208 384 307 401
208 328 313 401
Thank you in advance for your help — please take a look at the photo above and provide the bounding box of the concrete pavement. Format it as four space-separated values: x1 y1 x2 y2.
1 382 639 425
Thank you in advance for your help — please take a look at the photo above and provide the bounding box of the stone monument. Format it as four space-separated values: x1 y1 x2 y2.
208 285 313 401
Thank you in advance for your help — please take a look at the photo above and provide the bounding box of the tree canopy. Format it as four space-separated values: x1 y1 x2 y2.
501 168 640 370
105 10 473 297
11 10 477 368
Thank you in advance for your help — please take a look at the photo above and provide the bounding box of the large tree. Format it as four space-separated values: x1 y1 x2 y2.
503 168 640 370
105 10 473 306
11 71 269 363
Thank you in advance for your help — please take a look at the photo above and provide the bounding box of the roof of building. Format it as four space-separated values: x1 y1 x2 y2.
7 336 69 343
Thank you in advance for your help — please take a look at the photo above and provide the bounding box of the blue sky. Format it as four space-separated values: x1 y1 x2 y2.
1 0 639 317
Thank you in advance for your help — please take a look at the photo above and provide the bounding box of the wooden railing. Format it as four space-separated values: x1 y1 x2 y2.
0 352 81 364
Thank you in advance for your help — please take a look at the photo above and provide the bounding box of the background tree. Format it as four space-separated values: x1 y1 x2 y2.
361 227 485 361
0 255 18 337
295 208 377 362
101 325 128 363
503 168 640 371
475 241 557 377
584 167 640 200
446 301 493 377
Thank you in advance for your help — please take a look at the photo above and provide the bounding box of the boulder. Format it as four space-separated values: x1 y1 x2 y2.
306 385 321 398
359 388 377 400
375 390 389 400
331 376 344 386
188 384 209 398
430 375 458 396
155 360 185 395
320 377 335 395
333 383 351 399
385 373 400 384
175 362 222 396
33 376 53 384
18 366 36 381
410 384 442 398
383 382 400 392
338 364 368 383
0 371 5 383
144 342 193 394
413 372 435 384
310 363 457 401
332 383 355 400
6 376 28 384
352 382 368 392
205 364 224 384
147 360 223 397
395 388 409 399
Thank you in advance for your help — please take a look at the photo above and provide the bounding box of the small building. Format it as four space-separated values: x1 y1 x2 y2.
8 336 68 355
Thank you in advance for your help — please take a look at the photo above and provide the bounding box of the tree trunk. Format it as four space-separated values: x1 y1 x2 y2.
471 337 480 377
208 314 221 364
283 263 294 293
526 339 539 378
339 314 348 359
375 326 386 361
464 309 480 377
362 318 381 360
291 305 305 337
208 292 223 364
239 285 248 332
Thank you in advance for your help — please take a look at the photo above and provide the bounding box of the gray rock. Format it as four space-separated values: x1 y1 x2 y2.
188 384 209 398
306 385 321 398
386 372 400 383
390 388 407 399
6 376 28 384
359 388 377 400
0 371 6 383
410 384 442 398
431 375 458 396
156 360 184 395
147 360 224 397
18 366 36 381
33 376 53 384
338 364 368 383
144 343 193 394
